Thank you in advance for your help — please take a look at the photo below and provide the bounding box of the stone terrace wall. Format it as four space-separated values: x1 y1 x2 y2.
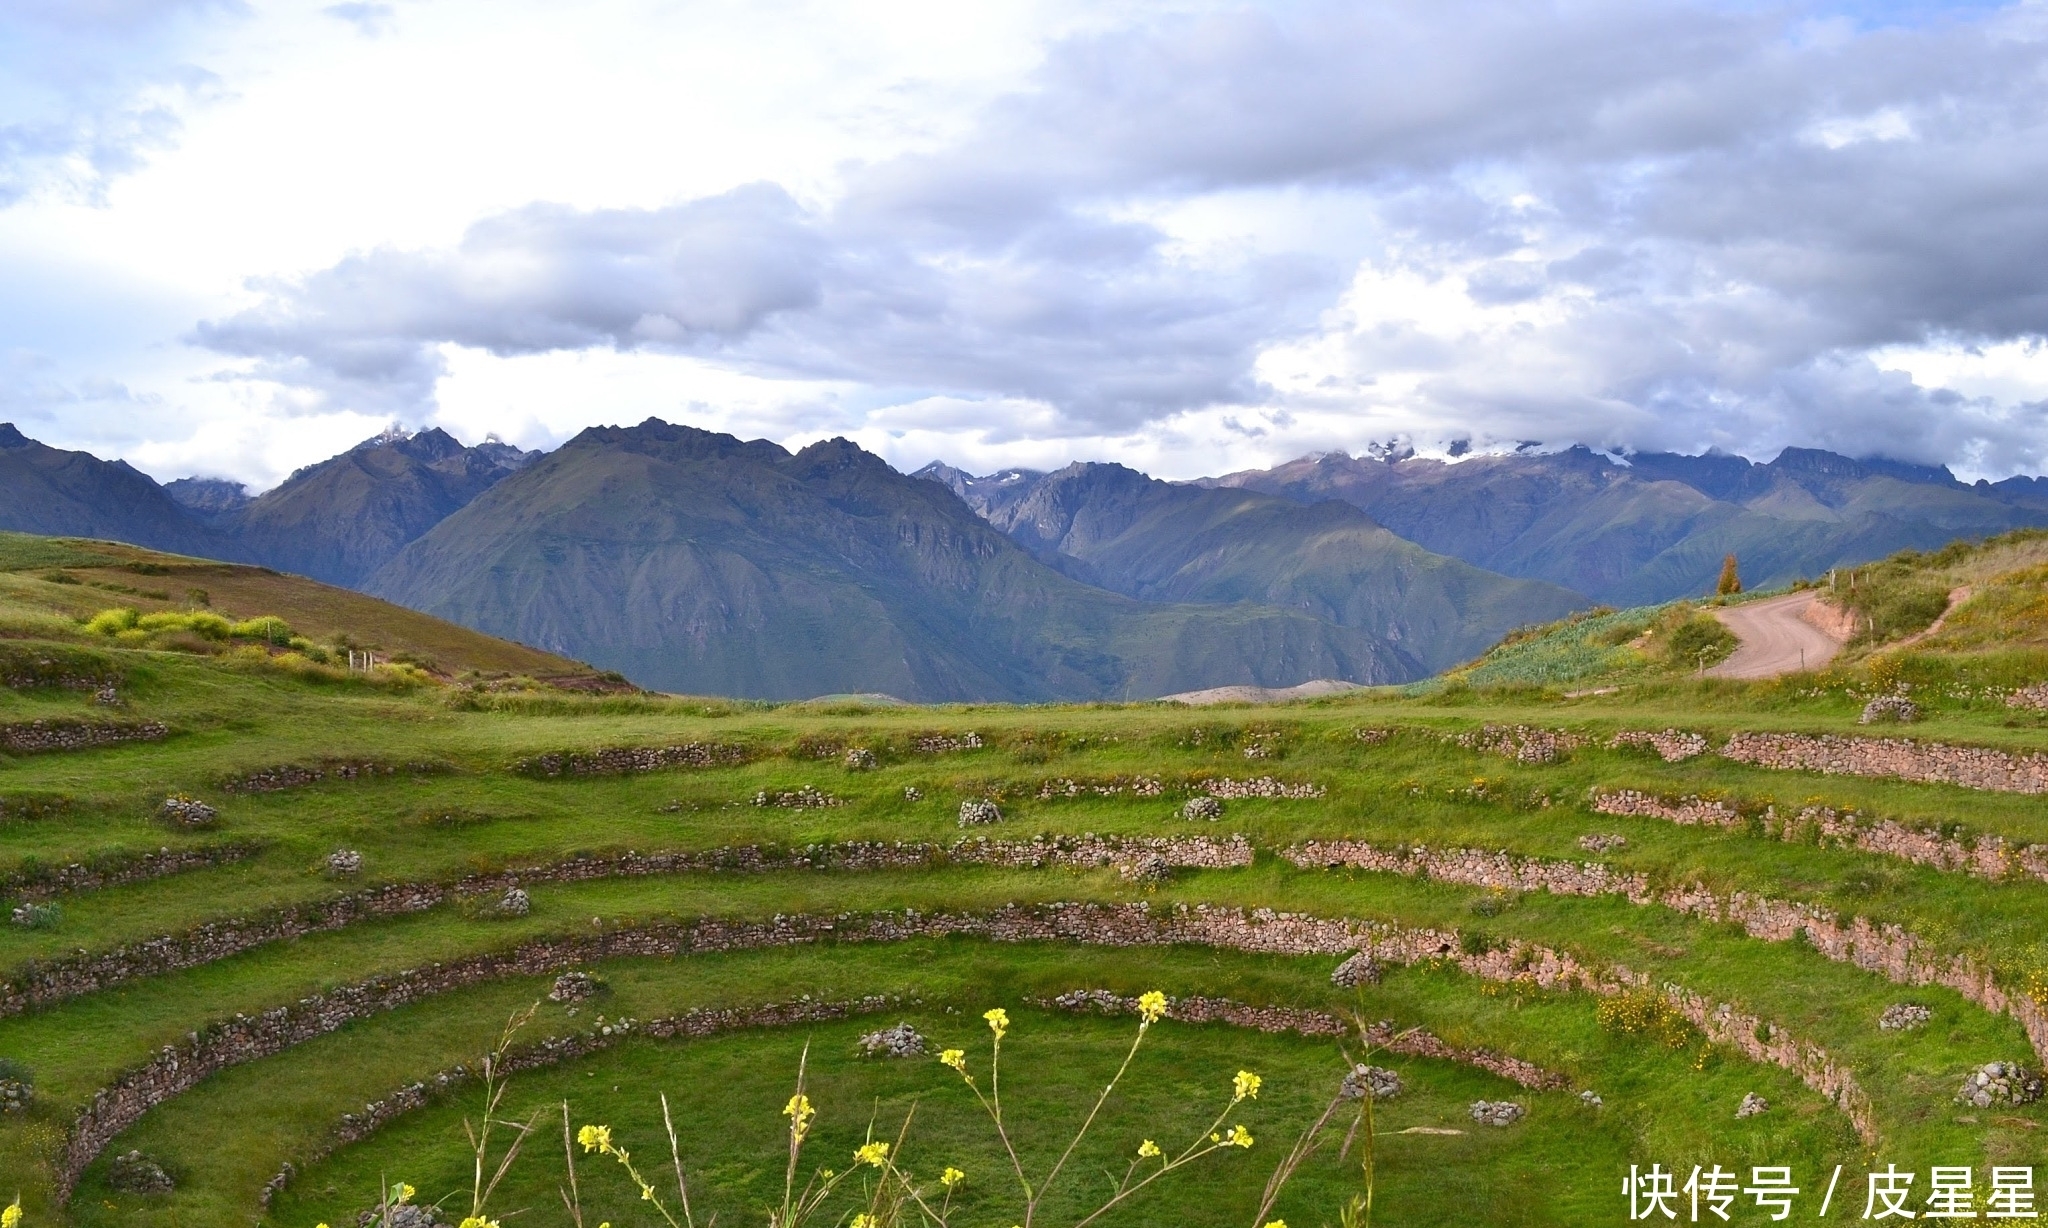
0 720 166 755
1721 732 2048 794
1285 838 2048 1073
261 995 905 1207
1288 840 1654 904
224 761 429 793
1593 789 2048 885
1046 988 1570 1090
0 838 1248 1018
0 841 261 903
514 743 751 777
57 900 1874 1198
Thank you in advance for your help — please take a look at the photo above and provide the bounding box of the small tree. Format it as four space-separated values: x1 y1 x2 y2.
1716 554 1742 596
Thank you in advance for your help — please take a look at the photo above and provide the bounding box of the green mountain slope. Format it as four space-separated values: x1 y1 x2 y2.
0 530 602 681
921 461 1586 673
1207 446 2048 604
0 424 221 557
365 420 1415 700
224 428 537 586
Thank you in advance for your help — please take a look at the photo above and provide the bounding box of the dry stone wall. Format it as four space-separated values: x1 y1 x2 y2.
0 841 261 903
1044 989 1570 1090
0 838 1249 1018
261 995 905 1207
1720 732 2048 794
1592 790 2048 885
513 743 751 777
0 720 166 755
1285 839 2048 1072
56 899 1874 1199
225 761 438 793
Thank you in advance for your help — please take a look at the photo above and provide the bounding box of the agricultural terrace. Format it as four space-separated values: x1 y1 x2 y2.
2 558 2047 1224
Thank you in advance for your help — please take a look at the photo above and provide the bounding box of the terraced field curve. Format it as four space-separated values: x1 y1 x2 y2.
2 653 2045 1226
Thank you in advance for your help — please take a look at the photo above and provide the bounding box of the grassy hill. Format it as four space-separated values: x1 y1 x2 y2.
922 461 1588 674
365 422 1414 700
2 557 2046 1225
1446 529 2048 696
0 531 607 684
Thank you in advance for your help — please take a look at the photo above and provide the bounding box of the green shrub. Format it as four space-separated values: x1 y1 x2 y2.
83 607 140 635
1596 988 1695 1048
1664 616 1737 669
231 615 295 642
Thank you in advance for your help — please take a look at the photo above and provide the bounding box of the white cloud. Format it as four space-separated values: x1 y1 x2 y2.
5 0 2048 487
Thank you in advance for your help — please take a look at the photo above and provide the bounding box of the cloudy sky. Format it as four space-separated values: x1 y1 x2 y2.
4 0 2047 489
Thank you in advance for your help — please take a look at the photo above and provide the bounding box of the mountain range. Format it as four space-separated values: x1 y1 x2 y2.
1201 445 2048 605
4 417 2043 698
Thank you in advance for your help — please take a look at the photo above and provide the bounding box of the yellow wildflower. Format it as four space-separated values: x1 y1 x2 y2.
1264 1221 1288 1228
851 1216 878 1228
984 1007 1009 1039
939 1048 967 1071
1137 1139 1161 1158
4 1205 21 1228
1232 1070 1262 1102
1225 1124 1254 1149
1137 990 1168 1024
577 1124 614 1154
855 1140 891 1167
941 1166 966 1188
459 1218 503 1228
391 1183 416 1205
783 1094 816 1141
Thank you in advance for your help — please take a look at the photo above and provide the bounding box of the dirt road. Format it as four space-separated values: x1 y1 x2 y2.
1706 591 1845 679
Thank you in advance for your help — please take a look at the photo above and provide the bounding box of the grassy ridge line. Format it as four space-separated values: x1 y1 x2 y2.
1285 840 2048 1066
261 989 1571 1211
211 962 1720 1228
6 862 2018 1160
8 815 2044 1045
0 530 604 681
54 899 1882 1202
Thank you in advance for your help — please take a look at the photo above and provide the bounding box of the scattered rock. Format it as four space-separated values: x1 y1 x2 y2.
1736 1092 1770 1118
0 1077 31 1113
1577 833 1627 853
752 786 841 809
1608 729 1709 762
843 748 877 771
1340 1064 1402 1100
326 848 363 876
1859 695 1921 725
93 685 120 706
1181 796 1224 821
2006 682 2048 712
1579 1090 1604 1108
549 972 602 1004
1879 1003 1932 1032
903 786 923 801
958 798 1002 826
359 1203 443 1228
160 795 217 827
1469 1100 1525 1127
492 887 531 918
1955 1062 2044 1108
1330 951 1382 987
915 732 982 754
858 1022 927 1058
107 1149 175 1193
1118 853 1172 885
10 901 59 929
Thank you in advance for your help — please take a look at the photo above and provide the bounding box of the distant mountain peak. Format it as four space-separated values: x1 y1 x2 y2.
163 476 253 516
0 423 30 449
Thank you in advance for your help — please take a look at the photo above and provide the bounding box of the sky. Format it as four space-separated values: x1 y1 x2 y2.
3 0 2048 490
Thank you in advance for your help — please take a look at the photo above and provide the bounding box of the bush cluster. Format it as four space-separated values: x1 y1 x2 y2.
1596 988 1695 1049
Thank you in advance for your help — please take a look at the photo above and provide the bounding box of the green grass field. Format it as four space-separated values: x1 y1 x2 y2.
3 532 2047 1227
